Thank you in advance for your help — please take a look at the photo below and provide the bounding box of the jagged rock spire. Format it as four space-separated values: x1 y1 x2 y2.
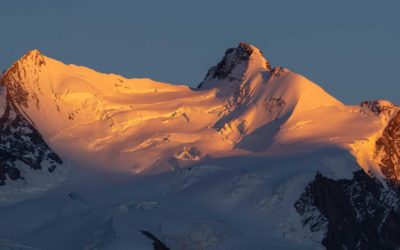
198 42 271 89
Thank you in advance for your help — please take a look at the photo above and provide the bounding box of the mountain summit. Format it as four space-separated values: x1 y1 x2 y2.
0 43 400 249
198 42 271 89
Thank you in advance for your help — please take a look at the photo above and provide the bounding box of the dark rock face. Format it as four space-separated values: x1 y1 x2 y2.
295 171 400 250
0 88 62 185
375 110 400 188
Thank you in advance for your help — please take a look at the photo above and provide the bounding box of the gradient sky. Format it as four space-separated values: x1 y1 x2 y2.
1 0 399 104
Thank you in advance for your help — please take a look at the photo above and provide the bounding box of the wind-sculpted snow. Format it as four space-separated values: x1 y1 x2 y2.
1 42 400 249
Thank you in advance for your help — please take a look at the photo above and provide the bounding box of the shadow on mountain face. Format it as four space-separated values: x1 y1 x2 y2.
236 112 291 152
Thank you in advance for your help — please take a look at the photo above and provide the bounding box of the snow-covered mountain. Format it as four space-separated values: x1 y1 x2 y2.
0 43 399 249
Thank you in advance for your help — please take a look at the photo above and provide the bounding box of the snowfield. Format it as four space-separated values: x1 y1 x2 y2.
0 150 357 250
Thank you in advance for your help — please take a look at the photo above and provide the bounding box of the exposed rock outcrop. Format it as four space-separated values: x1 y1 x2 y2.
0 85 62 185
295 171 400 250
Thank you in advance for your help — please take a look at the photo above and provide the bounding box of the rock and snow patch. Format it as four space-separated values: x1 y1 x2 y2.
175 146 203 161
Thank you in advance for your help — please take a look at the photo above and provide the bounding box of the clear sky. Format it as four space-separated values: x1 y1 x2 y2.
1 0 399 104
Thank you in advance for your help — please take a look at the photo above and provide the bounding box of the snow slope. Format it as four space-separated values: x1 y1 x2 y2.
0 149 361 250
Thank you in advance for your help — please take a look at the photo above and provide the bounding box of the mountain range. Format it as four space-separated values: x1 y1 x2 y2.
0 42 399 250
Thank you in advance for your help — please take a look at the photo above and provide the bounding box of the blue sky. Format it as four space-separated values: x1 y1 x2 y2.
1 0 399 104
